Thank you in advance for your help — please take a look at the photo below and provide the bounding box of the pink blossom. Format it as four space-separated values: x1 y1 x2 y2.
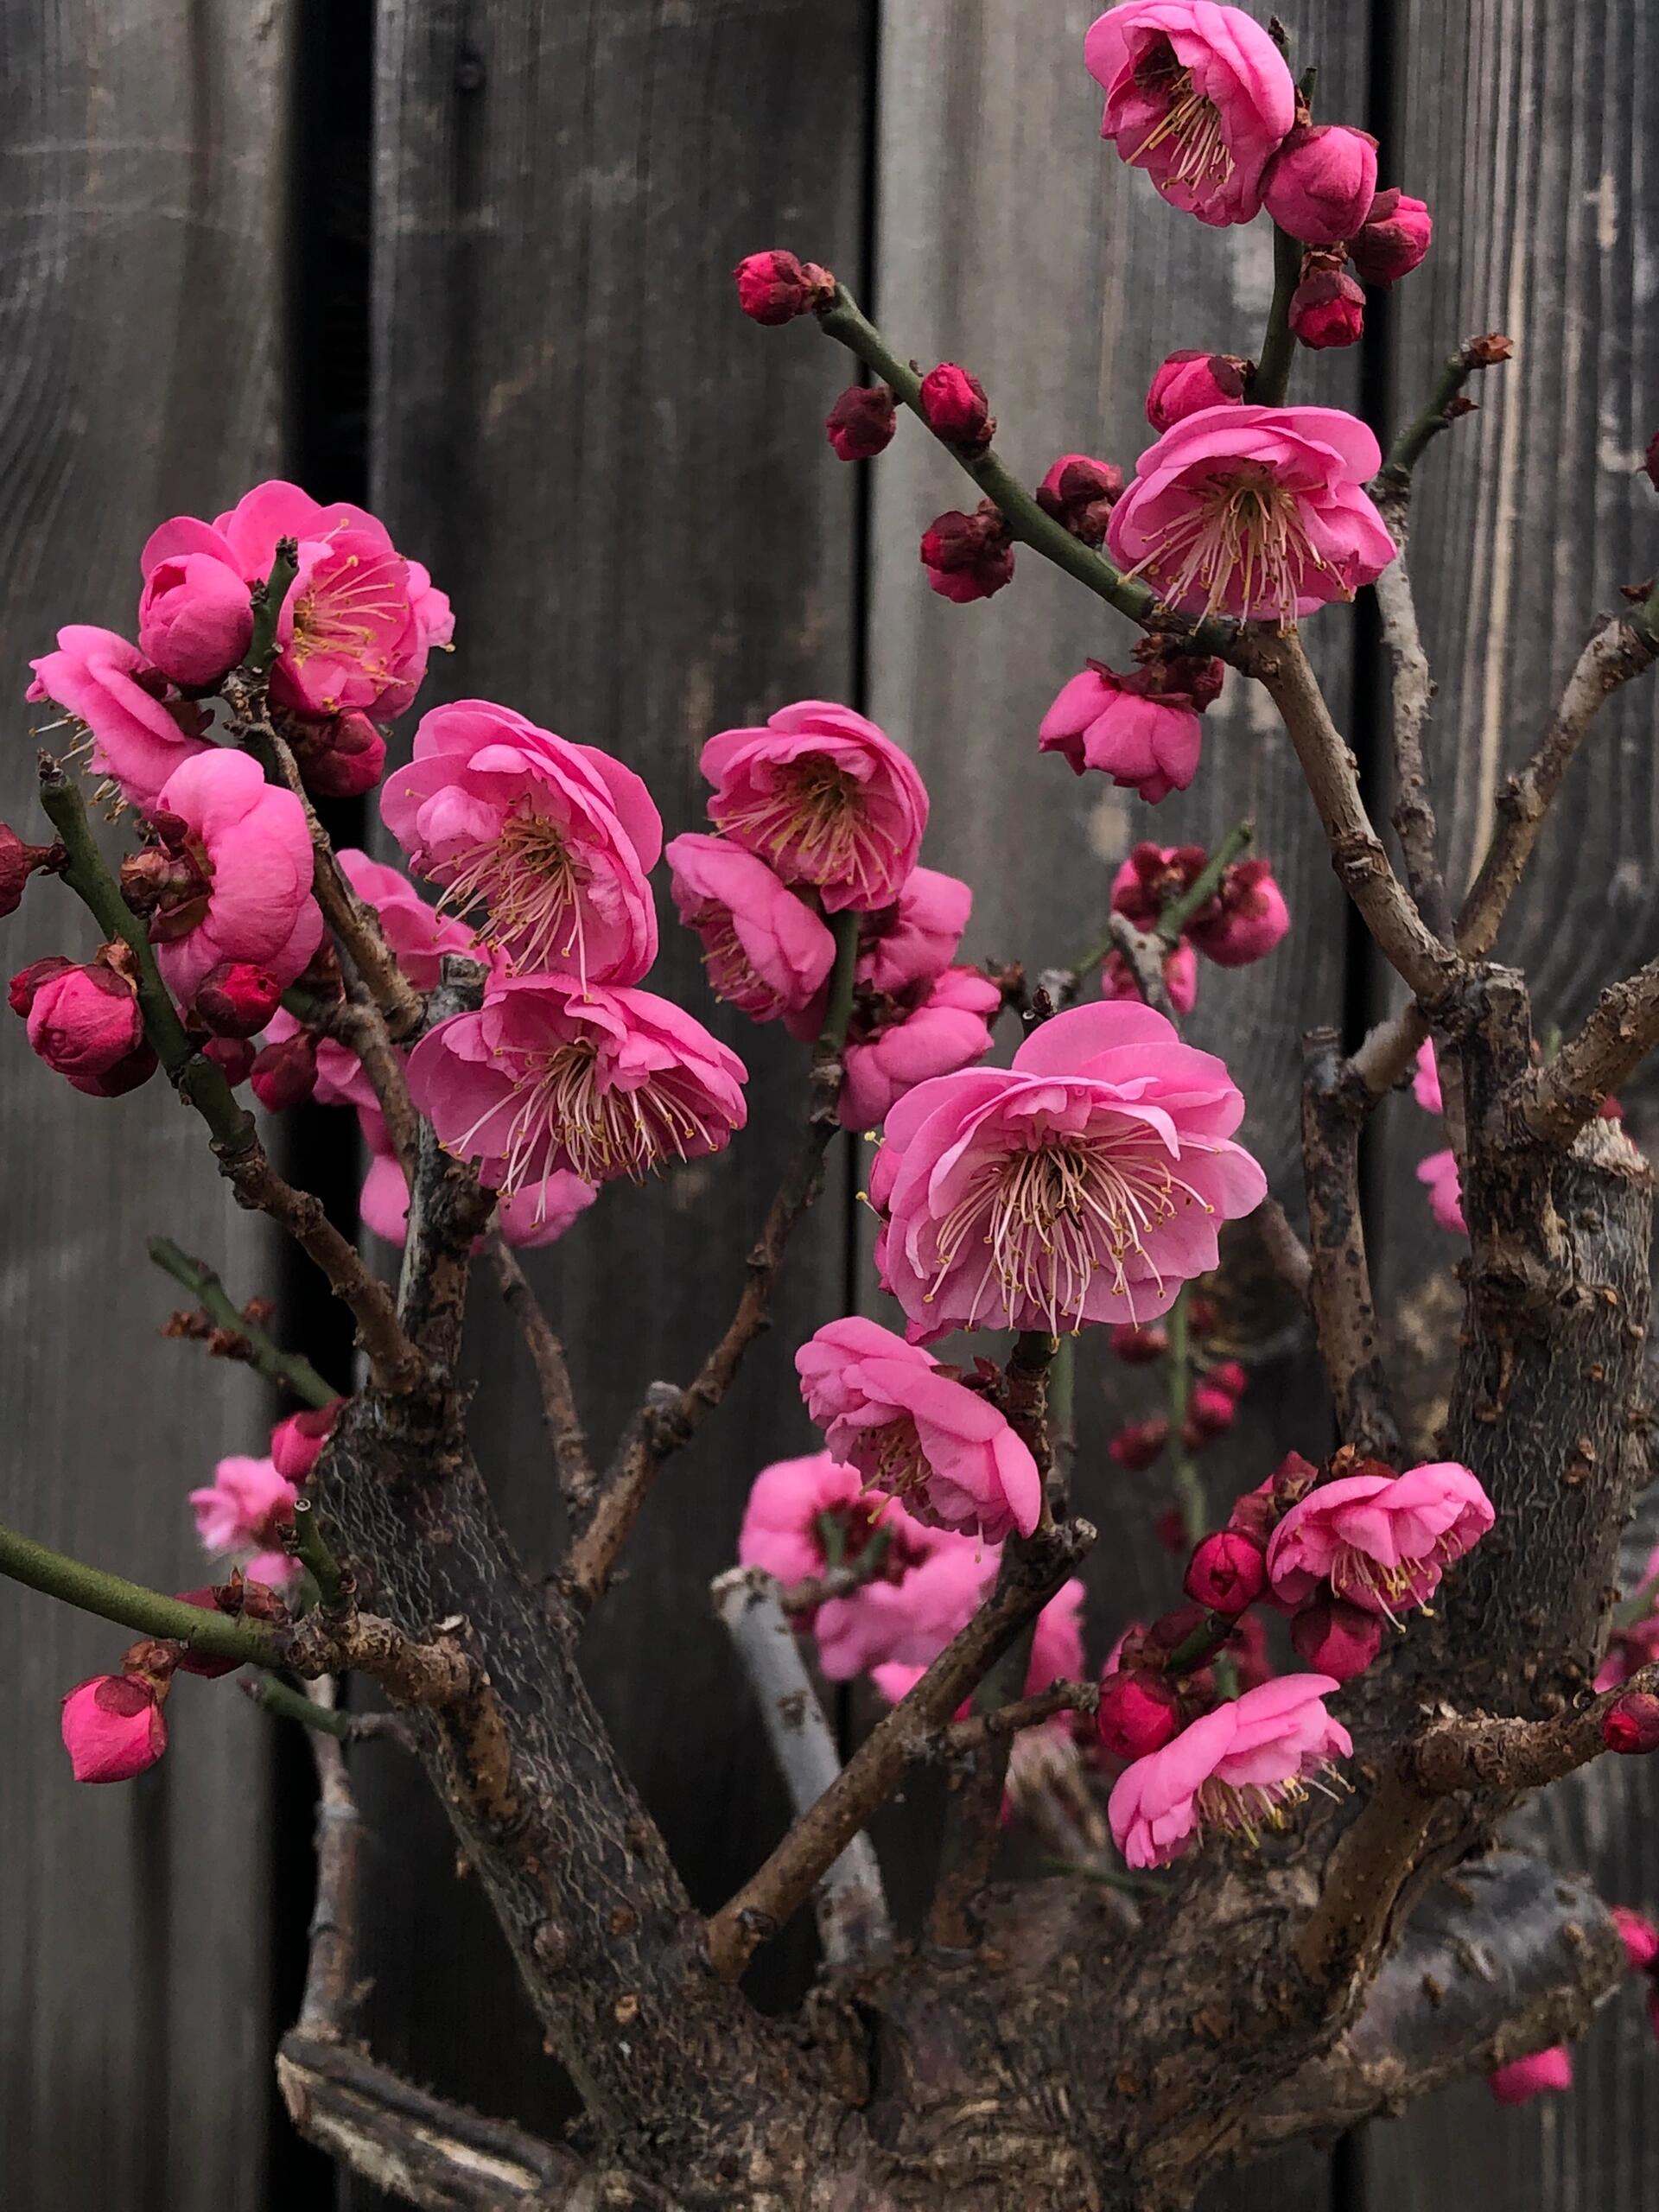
796 1315 1043 1543
1263 123 1379 245
1103 940 1199 1014
854 867 974 995
1612 1905 1659 1974
1413 1037 1443 1114
1108 1673 1351 1869
270 1402 342 1483
1604 1693 1659 1756
870 1000 1267 1340
1186 861 1290 965
1084 2 1296 227
27 626 210 810
1349 189 1433 287
406 973 747 1193
1417 1148 1465 1234
141 481 439 721
1488 2047 1573 2106
381 699 660 986
1107 405 1395 624
871 1562 1084 1710
21 961 144 1086
1266 1461 1494 1618
734 249 835 324
61 1674 168 1784
338 847 478 988
189 1453 299 1577
666 832 836 1022
257 1006 372 1114
137 550 256 687
701 701 927 912
1039 666 1203 803
145 750 322 1003
1184 1529 1266 1613
836 966 1001 1134
1146 350 1249 431
359 1143 596 1249
1288 264 1366 351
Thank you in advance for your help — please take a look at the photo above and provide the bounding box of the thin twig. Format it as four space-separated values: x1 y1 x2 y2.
1371 492 1452 940
1252 223 1302 407
148 1238 339 1408
296 1677 365 2037
242 1671 415 1748
325 985 422 1175
1300 1031 1402 1459
1255 1197 1313 1307
934 1679 1096 1757
485 1232 594 1511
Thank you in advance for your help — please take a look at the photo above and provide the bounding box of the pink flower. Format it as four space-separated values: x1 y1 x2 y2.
1349 189 1433 286
920 506 1017 601
836 966 1001 1134
1084 1 1296 226
144 750 322 1003
27 626 210 810
1266 1461 1494 1618
1030 1576 1087 1691
796 1315 1043 1543
250 1027 318 1111
1146 350 1250 431
189 1453 299 1577
406 973 747 1192
870 1560 1083 1711
270 1402 342 1483
1108 1673 1351 1868
61 1674 168 1784
666 832 836 1022
141 481 439 721
1184 1529 1266 1613
1604 1693 1659 1756
870 1000 1267 1340
338 848 479 988
380 700 660 987
1035 454 1124 544
20 960 144 1087
1039 666 1203 803
1107 405 1395 624
137 550 256 687
701 701 927 912
734 249 835 325
1489 2048 1573 2106
1612 1905 1659 1974
1417 1147 1465 1234
1263 123 1379 245
359 1143 596 1249
1413 1037 1443 1114
1187 861 1290 965
1103 940 1199 1014
854 867 974 995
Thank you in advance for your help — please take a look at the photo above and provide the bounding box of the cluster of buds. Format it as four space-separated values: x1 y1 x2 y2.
1107 1294 1244 1475
919 500 1015 603
1103 838 1290 1012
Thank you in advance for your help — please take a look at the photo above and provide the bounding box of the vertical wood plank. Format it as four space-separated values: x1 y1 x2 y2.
363 0 874 2151
0 6 289 2208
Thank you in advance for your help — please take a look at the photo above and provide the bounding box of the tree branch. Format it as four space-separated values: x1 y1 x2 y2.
1371 493 1452 940
0 1518 287 1668
149 1237 340 1408
242 1670 415 1748
295 1677 365 2037
1524 955 1659 1143
934 1679 1096 1757
395 961 495 1371
485 1232 594 1513
1300 1031 1402 1459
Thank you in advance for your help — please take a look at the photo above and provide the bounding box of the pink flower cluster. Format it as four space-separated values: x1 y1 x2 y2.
1101 840 1290 1011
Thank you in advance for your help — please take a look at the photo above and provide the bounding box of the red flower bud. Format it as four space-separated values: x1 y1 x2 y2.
1184 1379 1238 1446
60 1671 168 1783
0 822 62 917
1096 1667 1180 1760
1348 189 1433 287
1604 1691 1659 1755
9 954 74 1018
1035 454 1123 545
919 505 1014 603
285 709 388 801
251 1027 318 1112
192 960 286 1039
271 1399 344 1481
918 362 994 450
16 957 148 1090
734 249 835 326
202 1034 256 1086
1206 1359 1249 1400
1145 350 1250 432
1264 122 1379 246
1290 262 1366 350
1184 1529 1267 1614
1290 1593 1383 1681
1186 859 1291 967
1111 1320 1168 1364
1109 1416 1169 1471
824 382 897 461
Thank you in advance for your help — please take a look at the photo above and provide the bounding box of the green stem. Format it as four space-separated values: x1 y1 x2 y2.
1384 352 1479 481
816 906 861 1063
817 285 1238 657
0 1519 282 1669
37 762 255 1154
290 1497 346 1607
1157 819 1255 945
1252 224 1303 408
149 1238 340 1408
246 1669 351 1737
1166 1288 1205 1541
246 538 300 678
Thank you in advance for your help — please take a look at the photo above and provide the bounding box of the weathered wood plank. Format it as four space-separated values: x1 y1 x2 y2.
0 6 289 2208
360 0 874 2157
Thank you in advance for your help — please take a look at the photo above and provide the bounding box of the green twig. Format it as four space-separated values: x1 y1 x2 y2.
245 1669 351 1737
814 907 861 1091
246 538 300 678
1252 225 1303 408
0 1519 281 1669
290 1498 347 1608
149 1237 340 1408
1157 820 1255 945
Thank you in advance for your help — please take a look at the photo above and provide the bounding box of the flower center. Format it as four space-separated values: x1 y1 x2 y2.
288 546 409 683
690 901 774 1010
476 1037 707 1193
724 760 885 892
866 1415 932 1504
1131 53 1233 193
1195 1771 1308 1846
437 809 594 980
1129 464 1331 624
1328 1538 1446 1624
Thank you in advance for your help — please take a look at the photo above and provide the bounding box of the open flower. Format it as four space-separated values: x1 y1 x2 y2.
407 973 747 1193
870 1001 1266 1340
337 846 479 988
1266 1461 1494 1618
189 1453 299 1586
381 700 660 986
359 1125 596 1250
832 966 1001 1134
27 626 210 810
1417 1148 1465 1234
872 1566 1085 1711
796 1315 1043 1543
853 867 974 995
700 700 927 912
666 832 836 1021
1039 665 1204 803
1108 1674 1350 1869
1084 1 1296 227
1107 404 1395 624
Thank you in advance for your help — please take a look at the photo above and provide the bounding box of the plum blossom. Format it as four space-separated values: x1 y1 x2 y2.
1266 1461 1494 1619
270 1402 342 1483
1103 939 1199 1014
851 867 974 996
701 701 927 912
1262 123 1379 246
1039 664 1206 804
1108 1674 1351 1869
137 551 255 687
407 973 747 1194
869 1001 1266 1340
871 1557 1086 1711
1035 454 1123 543
1349 189 1433 286
381 700 661 987
338 846 480 988
831 967 1001 1135
61 1673 168 1784
1488 2048 1573 2105
359 1128 596 1251
1107 405 1395 624
1417 1148 1465 1235
16 958 147 1092
1084 1 1296 227
796 1316 1043 1543
1146 350 1249 431
189 1453 299 1586
666 832 836 1022
27 626 210 811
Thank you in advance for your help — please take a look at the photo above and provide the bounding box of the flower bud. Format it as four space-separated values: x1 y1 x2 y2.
1612 1904 1659 1974
1290 1592 1383 1681
918 363 994 450
1145 350 1251 432
20 958 145 1085
1226 1479 1278 1547
1035 454 1123 545
1183 1379 1238 1446
9 954 73 1018
1187 860 1292 967
286 709 388 800
1109 1416 1169 1471
251 1027 318 1112
824 382 897 461
1348 188 1432 286
1290 260 1366 350
1111 1321 1168 1365
1206 1359 1249 1400
1270 1450 1321 1510
1604 1691 1659 1755
734 248 835 325
1264 123 1379 245
1096 1668 1181 1760
919 505 1014 603
1184 1529 1267 1615
1103 941 1198 1015
0 823 63 917
203 1035 256 1086
271 1399 344 1481
60 1671 168 1783
192 960 286 1039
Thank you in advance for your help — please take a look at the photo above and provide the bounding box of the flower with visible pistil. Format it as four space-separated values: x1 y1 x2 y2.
869 1000 1266 1342
1266 1461 1493 1619
407 972 747 1197
381 699 661 988
1107 404 1395 624
665 832 836 1023
701 700 927 912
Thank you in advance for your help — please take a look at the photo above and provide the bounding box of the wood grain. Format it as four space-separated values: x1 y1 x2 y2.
0 5 289 2208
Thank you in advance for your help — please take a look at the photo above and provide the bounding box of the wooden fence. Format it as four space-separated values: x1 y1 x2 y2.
3 3 1658 2206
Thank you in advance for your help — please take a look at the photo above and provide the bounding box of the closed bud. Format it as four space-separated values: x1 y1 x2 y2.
250 1027 318 1112
9 954 73 1018
285 709 388 800
192 960 286 1039
1206 1359 1249 1400
734 249 835 326
1604 1691 1659 1756
1348 188 1433 287
1145 350 1250 433
1111 1320 1168 1364
1035 453 1123 545
60 1671 168 1783
271 1399 344 1481
1264 122 1379 246
1290 1592 1382 1681
1290 259 1366 350
918 362 994 449
1184 1529 1267 1615
1184 1379 1238 1446
824 382 897 461
919 504 1015 603
1096 1667 1181 1760
18 957 147 1089
1109 1415 1169 1471
0 822 63 917
202 1034 256 1086
1187 860 1292 967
